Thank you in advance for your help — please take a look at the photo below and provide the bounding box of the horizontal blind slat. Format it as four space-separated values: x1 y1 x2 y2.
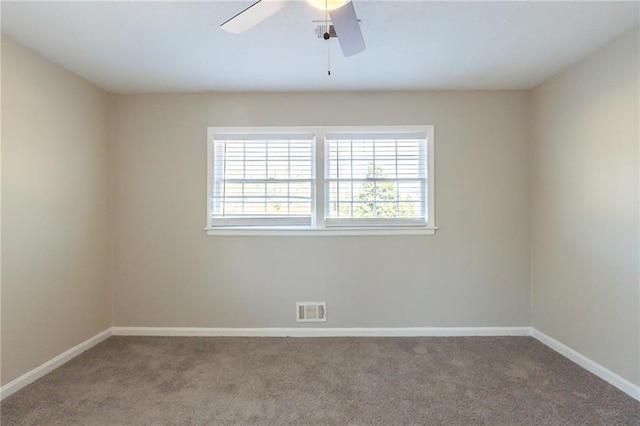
214 133 315 141
325 132 426 140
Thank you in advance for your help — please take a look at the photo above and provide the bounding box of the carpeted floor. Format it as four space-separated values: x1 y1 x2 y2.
1 336 638 425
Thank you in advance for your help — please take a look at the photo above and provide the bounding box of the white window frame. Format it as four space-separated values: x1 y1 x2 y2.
205 126 437 236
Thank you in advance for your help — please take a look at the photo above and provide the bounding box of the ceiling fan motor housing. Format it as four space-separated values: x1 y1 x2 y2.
316 24 337 39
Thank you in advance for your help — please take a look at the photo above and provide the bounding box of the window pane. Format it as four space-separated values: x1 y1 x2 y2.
212 137 314 224
325 135 427 223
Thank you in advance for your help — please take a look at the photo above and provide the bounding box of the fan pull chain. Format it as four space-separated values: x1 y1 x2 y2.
326 0 331 76
327 36 331 76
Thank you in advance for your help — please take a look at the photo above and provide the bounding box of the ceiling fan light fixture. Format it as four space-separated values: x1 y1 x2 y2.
306 0 350 11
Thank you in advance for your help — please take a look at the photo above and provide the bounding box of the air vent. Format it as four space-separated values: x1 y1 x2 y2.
296 302 327 322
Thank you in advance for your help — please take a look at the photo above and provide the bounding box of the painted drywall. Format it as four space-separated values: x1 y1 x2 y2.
531 29 640 386
1 37 112 385
111 90 530 328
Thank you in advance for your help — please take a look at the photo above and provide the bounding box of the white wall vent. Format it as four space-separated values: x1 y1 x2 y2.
296 302 327 322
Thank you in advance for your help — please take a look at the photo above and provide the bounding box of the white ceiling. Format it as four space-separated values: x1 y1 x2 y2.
1 1 638 93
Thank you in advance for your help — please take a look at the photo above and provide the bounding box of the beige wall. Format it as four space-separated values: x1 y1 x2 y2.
531 29 640 386
1 37 112 385
111 91 531 328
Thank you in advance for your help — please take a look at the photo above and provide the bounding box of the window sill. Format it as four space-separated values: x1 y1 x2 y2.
204 226 438 236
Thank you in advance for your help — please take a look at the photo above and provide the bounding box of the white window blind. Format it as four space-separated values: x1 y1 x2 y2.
325 132 428 227
210 133 315 227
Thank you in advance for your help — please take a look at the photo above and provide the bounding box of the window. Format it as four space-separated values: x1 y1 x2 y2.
210 133 315 227
207 126 435 235
325 132 427 227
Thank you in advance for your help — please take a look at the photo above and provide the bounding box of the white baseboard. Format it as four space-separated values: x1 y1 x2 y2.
0 328 112 401
111 326 532 337
531 328 640 401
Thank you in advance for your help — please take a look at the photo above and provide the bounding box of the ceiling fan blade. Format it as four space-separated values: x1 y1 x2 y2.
329 1 365 57
221 0 292 34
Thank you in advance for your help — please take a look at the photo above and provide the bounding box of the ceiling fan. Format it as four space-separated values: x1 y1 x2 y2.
221 0 365 57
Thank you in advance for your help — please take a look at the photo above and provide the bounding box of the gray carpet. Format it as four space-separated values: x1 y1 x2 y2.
1 336 638 425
